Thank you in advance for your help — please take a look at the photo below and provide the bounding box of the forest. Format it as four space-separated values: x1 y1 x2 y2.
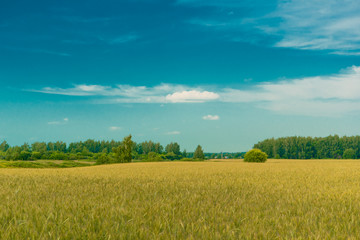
0 136 244 163
254 135 360 159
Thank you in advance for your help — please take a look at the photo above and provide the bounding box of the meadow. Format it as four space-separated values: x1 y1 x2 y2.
1 159 360 239
0 160 94 168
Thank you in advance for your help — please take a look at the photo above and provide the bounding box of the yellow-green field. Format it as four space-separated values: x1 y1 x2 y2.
1 159 360 239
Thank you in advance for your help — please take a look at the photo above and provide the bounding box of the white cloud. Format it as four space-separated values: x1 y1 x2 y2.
166 131 181 135
166 90 219 103
269 0 360 52
221 66 360 116
76 85 107 92
203 115 220 120
109 126 122 131
48 118 69 125
182 0 360 54
31 66 360 116
30 84 218 104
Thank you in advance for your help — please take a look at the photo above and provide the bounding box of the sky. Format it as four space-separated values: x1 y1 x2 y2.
1 0 360 152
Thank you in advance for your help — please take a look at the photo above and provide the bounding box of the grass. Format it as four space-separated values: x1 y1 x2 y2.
1 159 360 239
0 160 94 168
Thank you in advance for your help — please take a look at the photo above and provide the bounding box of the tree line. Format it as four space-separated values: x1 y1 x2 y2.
254 135 360 159
0 136 210 163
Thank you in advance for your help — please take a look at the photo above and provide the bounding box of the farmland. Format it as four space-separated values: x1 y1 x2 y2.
1 159 360 239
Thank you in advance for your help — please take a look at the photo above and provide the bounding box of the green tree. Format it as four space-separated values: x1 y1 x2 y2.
0 141 9 152
182 149 187 158
343 148 356 159
21 143 30 152
165 142 180 155
193 145 205 159
244 149 267 163
165 152 177 160
32 142 47 154
31 151 42 160
5 147 21 160
96 153 110 165
113 135 134 163
20 151 31 160
147 152 162 162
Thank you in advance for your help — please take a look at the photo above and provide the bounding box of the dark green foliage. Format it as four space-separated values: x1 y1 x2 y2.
20 151 31 160
95 153 111 165
31 151 42 160
179 158 205 162
31 142 47 153
165 152 178 160
165 142 181 155
0 141 10 152
0 161 91 168
0 151 5 160
193 145 205 159
20 143 30 152
146 152 164 162
0 136 224 164
182 150 187 158
254 135 360 159
5 147 21 160
203 152 245 159
49 151 68 160
343 148 356 159
137 141 164 154
113 135 134 163
244 149 267 163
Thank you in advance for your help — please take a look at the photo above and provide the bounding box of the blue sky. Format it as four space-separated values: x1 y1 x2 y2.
1 0 360 152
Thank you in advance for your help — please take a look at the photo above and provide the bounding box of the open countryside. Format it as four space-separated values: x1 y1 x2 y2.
3 0 360 238
2 160 360 239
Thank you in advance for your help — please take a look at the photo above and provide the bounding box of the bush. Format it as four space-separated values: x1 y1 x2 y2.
31 151 42 160
146 152 163 162
96 153 110 165
343 148 356 159
20 151 32 160
49 151 68 160
244 149 267 163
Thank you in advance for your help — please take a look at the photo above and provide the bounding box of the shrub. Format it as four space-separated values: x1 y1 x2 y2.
20 151 32 160
165 152 179 160
49 151 68 160
343 148 356 159
96 153 110 165
244 149 267 163
145 152 163 162
31 151 42 160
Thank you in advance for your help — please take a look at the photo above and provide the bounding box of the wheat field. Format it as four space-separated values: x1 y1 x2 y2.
1 160 360 239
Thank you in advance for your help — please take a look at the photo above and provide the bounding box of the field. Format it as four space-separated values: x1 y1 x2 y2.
1 159 360 239
0 160 95 168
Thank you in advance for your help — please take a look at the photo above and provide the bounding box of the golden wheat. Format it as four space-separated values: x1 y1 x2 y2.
1 159 360 239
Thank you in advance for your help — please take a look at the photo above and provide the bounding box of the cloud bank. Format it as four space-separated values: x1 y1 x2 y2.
32 84 219 104
31 66 360 116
